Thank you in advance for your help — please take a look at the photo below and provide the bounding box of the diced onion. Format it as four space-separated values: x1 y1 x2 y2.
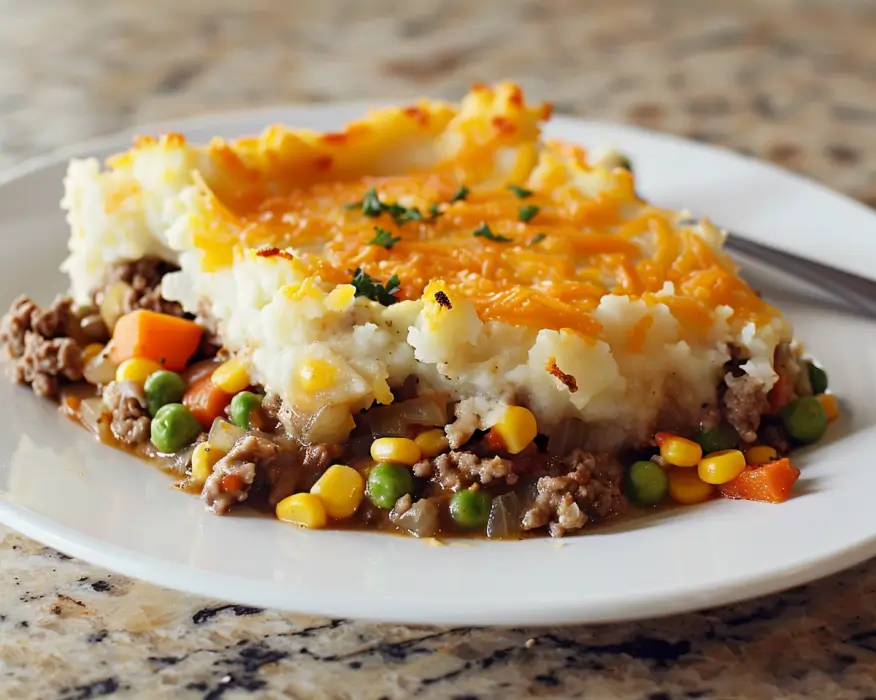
395 498 439 538
366 409 407 438
302 404 355 445
208 418 246 453
77 396 113 442
282 404 354 445
547 418 587 457
77 397 104 434
166 443 197 475
143 441 197 475
366 398 448 438
98 281 132 332
399 397 448 424
486 492 522 539
83 350 118 386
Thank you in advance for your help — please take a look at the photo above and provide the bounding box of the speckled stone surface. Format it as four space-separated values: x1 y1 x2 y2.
3 0 876 697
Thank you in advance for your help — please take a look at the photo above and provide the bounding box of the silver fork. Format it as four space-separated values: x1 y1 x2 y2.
724 233 876 320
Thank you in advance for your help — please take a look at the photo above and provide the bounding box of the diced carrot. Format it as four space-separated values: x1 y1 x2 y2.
719 458 801 503
220 474 242 493
183 374 233 429
767 374 795 414
110 310 203 371
484 429 506 452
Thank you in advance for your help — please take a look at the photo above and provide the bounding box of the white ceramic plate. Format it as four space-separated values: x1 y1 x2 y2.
1 104 875 627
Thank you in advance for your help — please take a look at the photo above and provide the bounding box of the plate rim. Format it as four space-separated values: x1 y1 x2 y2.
4 496 875 627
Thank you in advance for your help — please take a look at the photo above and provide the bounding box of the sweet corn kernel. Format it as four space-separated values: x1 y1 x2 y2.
370 437 422 466
655 432 702 467
116 357 164 384
310 465 365 519
299 358 338 393
275 493 328 529
492 406 537 454
816 393 839 422
698 449 747 485
82 343 105 364
745 445 778 466
190 442 225 485
326 284 356 311
211 357 250 394
668 469 715 505
415 429 450 458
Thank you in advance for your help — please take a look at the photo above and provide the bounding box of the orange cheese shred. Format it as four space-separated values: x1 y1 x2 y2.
167 83 783 340
627 315 654 353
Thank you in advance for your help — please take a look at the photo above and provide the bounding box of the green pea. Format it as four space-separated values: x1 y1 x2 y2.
144 370 187 417
150 403 202 454
366 462 414 510
781 396 828 444
449 489 492 529
230 391 263 429
624 460 669 507
808 362 828 395
695 425 737 454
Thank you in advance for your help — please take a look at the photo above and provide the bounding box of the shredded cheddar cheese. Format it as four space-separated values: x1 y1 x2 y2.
61 81 801 459
99 81 782 341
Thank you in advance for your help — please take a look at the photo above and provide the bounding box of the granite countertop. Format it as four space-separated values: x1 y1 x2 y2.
3 0 876 697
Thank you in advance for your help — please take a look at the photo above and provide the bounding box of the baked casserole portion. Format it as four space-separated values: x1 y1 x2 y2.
2 83 832 536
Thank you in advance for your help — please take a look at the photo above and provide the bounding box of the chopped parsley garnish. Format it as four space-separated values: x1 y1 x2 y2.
450 185 470 202
369 227 402 249
361 188 383 217
518 205 540 223
473 223 513 243
530 233 547 245
345 188 422 226
428 203 442 219
384 203 423 226
507 184 533 199
351 268 401 306
343 187 383 215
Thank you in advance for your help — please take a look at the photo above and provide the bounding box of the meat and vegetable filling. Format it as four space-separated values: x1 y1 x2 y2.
0 257 837 538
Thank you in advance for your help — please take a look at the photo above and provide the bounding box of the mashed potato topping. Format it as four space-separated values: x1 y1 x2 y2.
61 82 791 450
